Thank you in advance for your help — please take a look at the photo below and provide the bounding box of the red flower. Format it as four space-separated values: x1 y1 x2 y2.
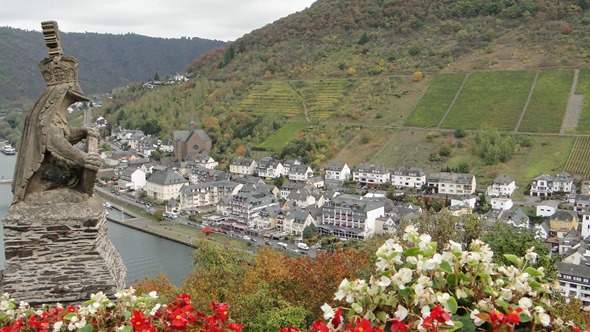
277 327 300 332
421 316 437 332
310 319 329 332
351 318 379 332
227 322 244 331
331 307 343 328
389 318 408 332
211 302 230 323
130 310 153 332
430 304 451 324
505 307 522 324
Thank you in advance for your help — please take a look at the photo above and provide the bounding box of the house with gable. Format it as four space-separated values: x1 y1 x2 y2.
536 200 560 217
574 194 590 215
580 211 590 239
256 157 284 179
280 182 306 200
289 164 314 182
227 189 279 230
117 167 146 191
427 172 476 195
144 168 188 201
281 159 301 177
324 162 351 187
557 239 590 305
490 197 513 211
353 163 390 188
498 209 530 229
486 174 516 197
276 207 316 236
193 155 218 169
390 166 426 189
180 181 242 212
530 172 575 197
550 209 580 239
229 157 258 176
173 120 212 162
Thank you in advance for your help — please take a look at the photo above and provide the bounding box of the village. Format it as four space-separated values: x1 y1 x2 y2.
94 119 590 308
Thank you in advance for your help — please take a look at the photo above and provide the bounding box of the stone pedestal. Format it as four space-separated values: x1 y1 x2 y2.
1 195 126 305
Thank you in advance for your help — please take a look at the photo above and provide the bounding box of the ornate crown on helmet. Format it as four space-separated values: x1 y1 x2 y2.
39 56 80 87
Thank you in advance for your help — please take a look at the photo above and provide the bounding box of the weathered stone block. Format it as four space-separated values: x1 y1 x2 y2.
1 195 126 306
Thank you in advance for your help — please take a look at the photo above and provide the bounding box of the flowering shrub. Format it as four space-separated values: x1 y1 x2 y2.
0 289 243 331
317 225 584 332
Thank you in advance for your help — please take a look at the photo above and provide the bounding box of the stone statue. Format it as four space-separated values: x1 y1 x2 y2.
11 21 102 204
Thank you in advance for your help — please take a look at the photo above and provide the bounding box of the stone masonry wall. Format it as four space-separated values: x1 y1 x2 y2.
1 195 126 305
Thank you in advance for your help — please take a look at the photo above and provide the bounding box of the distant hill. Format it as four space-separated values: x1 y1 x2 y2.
0 27 227 107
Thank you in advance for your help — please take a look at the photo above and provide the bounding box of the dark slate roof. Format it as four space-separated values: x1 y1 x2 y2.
391 166 425 177
493 174 515 185
355 163 389 174
326 162 347 171
558 261 590 279
551 209 578 222
428 172 474 184
147 170 188 185
174 129 211 142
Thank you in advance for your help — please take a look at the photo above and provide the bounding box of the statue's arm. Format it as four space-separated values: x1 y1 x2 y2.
46 126 86 165
67 127 87 144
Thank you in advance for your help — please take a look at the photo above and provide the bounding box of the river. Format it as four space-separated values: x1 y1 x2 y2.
0 154 195 287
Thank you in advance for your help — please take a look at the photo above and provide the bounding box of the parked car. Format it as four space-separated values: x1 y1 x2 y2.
243 235 251 241
265 241 272 246
250 237 257 242
277 242 288 249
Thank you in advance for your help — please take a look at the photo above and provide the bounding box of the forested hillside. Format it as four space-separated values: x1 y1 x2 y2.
0 27 226 107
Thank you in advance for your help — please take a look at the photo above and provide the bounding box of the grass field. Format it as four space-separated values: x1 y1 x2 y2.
256 121 309 152
405 73 466 127
576 69 590 134
518 69 573 133
564 136 590 178
441 71 535 130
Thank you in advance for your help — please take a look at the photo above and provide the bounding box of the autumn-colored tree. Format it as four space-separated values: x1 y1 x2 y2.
562 23 572 35
411 71 423 81
133 274 179 304
201 226 214 236
202 116 220 129
346 67 357 76
235 145 247 156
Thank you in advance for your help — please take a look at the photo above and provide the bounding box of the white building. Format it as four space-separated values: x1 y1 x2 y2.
486 174 516 197
117 167 146 191
229 157 258 175
530 172 574 197
325 162 351 182
257 157 284 179
353 164 390 187
390 166 426 189
180 181 242 212
536 200 560 217
318 194 385 240
427 172 476 195
490 197 513 211
144 169 188 201
289 164 313 182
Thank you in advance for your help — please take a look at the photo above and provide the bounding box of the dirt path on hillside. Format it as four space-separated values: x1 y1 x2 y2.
437 73 470 128
287 82 311 123
560 69 583 135
514 70 540 133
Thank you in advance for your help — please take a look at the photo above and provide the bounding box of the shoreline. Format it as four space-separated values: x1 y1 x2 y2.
106 216 197 248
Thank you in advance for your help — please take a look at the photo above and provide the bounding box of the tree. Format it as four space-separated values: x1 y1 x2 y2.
474 128 516 165
153 72 160 81
411 71 423 82
201 226 214 236
482 222 558 277
153 209 164 221
358 32 369 45
302 224 317 239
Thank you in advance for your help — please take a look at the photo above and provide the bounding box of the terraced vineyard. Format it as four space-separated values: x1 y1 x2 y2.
564 136 590 177
291 79 357 121
237 82 304 119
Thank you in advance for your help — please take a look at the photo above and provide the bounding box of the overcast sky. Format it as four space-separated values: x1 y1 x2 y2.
1 0 317 41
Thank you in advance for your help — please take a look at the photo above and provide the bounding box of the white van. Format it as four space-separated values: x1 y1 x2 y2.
297 243 309 250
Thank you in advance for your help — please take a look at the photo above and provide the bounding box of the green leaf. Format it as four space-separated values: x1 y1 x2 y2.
448 320 464 332
519 312 531 323
63 312 78 321
503 254 521 267
440 260 453 274
447 296 458 314
403 247 422 256
457 315 476 332
78 325 93 332
447 274 457 286
525 266 544 278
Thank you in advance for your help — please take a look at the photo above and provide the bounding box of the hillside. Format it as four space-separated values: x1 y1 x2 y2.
91 0 590 192
0 27 226 108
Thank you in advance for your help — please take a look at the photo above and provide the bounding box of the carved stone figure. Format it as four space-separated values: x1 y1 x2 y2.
12 21 102 204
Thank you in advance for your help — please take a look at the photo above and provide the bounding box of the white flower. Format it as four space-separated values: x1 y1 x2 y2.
421 305 431 318
470 309 485 326
437 292 450 306
519 297 533 309
449 240 462 252
424 253 442 270
149 291 158 299
53 321 63 332
351 303 363 314
321 303 335 320
419 234 432 250
525 247 538 263
406 256 418 265
538 312 551 326
392 268 413 289
0 301 9 311
404 225 416 233
456 288 468 299
395 305 409 320
150 303 161 316
378 276 391 288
